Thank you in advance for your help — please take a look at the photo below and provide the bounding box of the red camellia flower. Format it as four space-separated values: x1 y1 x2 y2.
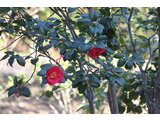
46 66 64 85
88 46 106 58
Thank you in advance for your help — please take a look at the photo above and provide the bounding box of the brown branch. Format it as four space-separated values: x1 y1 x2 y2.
0 36 23 51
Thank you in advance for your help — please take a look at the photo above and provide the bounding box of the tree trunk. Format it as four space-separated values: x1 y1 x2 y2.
107 83 119 114
86 88 95 114
153 7 160 114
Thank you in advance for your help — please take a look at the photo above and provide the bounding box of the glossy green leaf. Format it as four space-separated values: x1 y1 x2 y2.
8 56 15 67
80 43 92 52
112 67 124 73
89 74 101 88
68 8 77 13
41 77 47 87
125 61 134 70
15 55 26 66
114 53 125 58
31 58 39 65
117 58 127 67
0 54 9 61
19 86 31 97
37 69 46 76
45 91 53 98
6 86 17 97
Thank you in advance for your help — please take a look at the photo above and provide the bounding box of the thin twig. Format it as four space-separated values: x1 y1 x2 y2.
0 36 23 51
26 48 37 84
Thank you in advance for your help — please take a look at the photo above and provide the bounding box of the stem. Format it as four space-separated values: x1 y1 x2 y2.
0 36 23 51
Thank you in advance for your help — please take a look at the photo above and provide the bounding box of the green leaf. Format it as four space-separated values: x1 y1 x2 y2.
89 23 104 34
63 49 75 61
117 58 127 67
89 74 101 88
18 78 23 85
52 86 60 91
89 10 100 20
45 91 53 98
74 70 85 76
132 58 145 64
109 77 125 86
37 69 46 76
0 54 9 61
65 66 75 73
31 58 39 65
135 106 142 114
78 83 87 94
68 8 77 13
19 86 31 97
112 67 124 73
15 55 26 66
95 41 106 48
132 52 143 58
35 37 44 48
131 52 145 64
114 53 125 58
43 44 53 50
5 51 14 55
75 37 86 47
125 61 134 70
0 31 2 36
119 104 126 114
95 100 101 110
72 76 85 88
76 104 89 112
49 39 59 45
0 7 10 13
129 91 139 100
6 86 17 97
40 64 53 69
25 55 32 60
78 18 91 23
41 77 47 87
106 47 115 54
80 43 92 52
13 76 18 86
115 78 125 86
8 56 15 67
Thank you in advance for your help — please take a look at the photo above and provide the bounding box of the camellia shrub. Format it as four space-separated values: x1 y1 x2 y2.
1 7 160 114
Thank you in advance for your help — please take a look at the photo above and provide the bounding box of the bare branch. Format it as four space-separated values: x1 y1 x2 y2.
0 36 23 51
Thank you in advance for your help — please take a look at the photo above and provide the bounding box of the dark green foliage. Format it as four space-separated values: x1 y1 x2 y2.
1 7 159 114
15 55 26 66
6 76 31 97
37 64 53 86
19 86 31 97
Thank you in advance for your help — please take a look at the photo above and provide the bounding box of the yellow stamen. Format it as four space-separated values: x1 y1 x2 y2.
50 72 56 78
